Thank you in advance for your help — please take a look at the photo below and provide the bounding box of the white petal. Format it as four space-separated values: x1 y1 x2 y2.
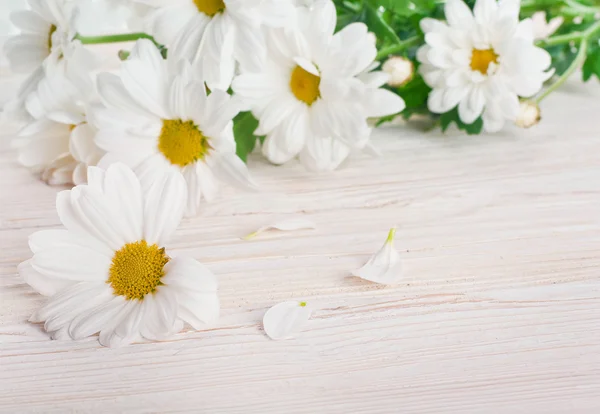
351 228 403 285
211 152 259 192
243 218 317 240
140 288 178 341
263 301 312 340
19 259 73 297
143 168 187 246
68 296 127 340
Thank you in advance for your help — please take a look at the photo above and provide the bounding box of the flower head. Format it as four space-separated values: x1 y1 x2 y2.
92 39 256 216
515 101 540 128
139 0 295 89
382 56 414 87
2 0 93 122
20 163 220 347
232 0 405 171
417 0 553 132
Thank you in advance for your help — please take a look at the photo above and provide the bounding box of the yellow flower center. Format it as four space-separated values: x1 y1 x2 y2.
470 48 499 75
158 119 211 167
48 24 57 51
193 0 225 16
290 65 321 106
108 240 170 300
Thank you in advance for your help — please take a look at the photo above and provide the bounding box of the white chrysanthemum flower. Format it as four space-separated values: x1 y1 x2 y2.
382 56 414 87
531 11 563 40
20 163 220 347
232 0 405 171
15 119 103 185
515 101 540 128
93 39 255 216
138 0 295 89
13 42 104 186
4 0 100 120
352 228 403 285
417 0 553 133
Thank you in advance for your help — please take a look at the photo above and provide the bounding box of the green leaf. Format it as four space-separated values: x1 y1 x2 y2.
582 46 600 82
439 107 484 135
233 111 261 162
395 75 431 119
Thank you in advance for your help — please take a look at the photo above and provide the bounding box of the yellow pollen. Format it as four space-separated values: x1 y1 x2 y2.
193 0 225 16
290 65 321 106
108 240 170 300
158 119 211 167
470 48 499 75
48 24 57 51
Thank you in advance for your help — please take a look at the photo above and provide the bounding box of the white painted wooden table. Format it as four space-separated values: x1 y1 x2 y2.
1 80 600 413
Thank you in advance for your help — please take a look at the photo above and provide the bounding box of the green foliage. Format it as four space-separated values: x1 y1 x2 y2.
440 107 484 135
233 112 261 162
582 46 600 81
396 76 432 120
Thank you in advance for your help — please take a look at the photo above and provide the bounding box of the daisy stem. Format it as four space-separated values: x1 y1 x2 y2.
386 227 397 244
535 37 588 104
376 36 422 61
75 32 158 46
537 19 600 47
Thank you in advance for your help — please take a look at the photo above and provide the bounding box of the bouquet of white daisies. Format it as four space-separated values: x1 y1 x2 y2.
3 0 599 347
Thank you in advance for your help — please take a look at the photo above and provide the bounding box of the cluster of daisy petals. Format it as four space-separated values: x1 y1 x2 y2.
5 0 553 346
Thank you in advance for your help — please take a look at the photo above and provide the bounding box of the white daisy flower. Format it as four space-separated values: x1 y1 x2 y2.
2 0 100 123
138 0 295 90
93 39 256 217
15 118 103 186
13 43 104 186
382 56 414 87
20 163 220 347
417 0 554 132
232 0 405 171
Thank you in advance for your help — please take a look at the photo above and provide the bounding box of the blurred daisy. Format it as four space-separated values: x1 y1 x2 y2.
417 0 553 132
13 42 103 186
93 39 256 217
138 0 294 89
232 0 405 171
2 0 100 123
20 163 220 347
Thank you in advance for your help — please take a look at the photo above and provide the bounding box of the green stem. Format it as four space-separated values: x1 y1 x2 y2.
537 19 600 47
75 32 157 45
536 36 588 104
376 36 421 60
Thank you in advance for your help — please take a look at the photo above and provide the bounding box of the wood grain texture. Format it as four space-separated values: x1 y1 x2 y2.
1 79 600 413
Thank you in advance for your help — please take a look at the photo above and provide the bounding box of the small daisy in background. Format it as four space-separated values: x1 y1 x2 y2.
20 163 220 347
2 0 94 122
138 0 295 90
92 39 256 217
417 0 554 132
232 0 405 171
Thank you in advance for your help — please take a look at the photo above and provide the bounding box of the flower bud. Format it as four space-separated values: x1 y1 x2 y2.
515 101 541 128
382 56 414 87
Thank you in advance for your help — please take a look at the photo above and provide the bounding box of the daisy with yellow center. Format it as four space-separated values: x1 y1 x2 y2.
19 163 220 347
3 0 84 122
417 0 553 132
139 0 295 89
232 1 405 171
92 39 256 217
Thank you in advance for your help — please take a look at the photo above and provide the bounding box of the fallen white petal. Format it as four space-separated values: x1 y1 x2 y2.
263 301 312 340
243 218 317 240
352 228 403 285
